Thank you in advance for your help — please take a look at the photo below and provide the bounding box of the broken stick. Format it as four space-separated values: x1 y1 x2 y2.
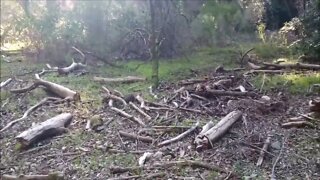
0 97 61 133
119 131 154 143
256 134 272 166
1 173 64 180
157 121 199 147
129 102 151 120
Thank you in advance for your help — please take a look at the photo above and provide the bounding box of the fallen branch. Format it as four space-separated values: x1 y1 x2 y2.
109 102 146 127
119 130 154 143
102 86 127 106
107 173 165 180
57 61 86 75
10 74 79 100
281 121 314 128
129 102 151 120
0 97 61 133
157 121 199 147
195 111 242 151
0 78 12 88
94 76 146 83
263 62 320 70
1 173 63 180
271 136 287 180
198 88 256 97
110 160 227 174
16 113 73 147
256 134 272 166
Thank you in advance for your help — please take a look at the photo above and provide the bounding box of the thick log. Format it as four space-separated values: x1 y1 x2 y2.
16 113 73 147
34 74 79 100
195 110 242 151
93 76 146 83
1 173 64 180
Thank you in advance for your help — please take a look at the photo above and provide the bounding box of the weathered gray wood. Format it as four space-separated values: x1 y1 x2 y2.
195 110 242 151
93 76 146 83
16 113 73 147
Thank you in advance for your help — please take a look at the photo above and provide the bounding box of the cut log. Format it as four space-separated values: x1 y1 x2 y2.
119 131 154 143
195 110 242 151
34 74 79 100
16 113 73 147
10 74 79 100
157 121 199 147
93 76 146 83
1 173 64 180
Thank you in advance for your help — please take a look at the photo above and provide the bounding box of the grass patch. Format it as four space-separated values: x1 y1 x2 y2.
253 72 320 93
253 43 296 61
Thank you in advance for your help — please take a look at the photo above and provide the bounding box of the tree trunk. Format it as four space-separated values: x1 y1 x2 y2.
150 0 159 88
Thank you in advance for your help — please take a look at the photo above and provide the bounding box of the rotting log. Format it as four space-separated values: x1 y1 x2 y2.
16 113 73 147
93 76 146 83
195 110 242 151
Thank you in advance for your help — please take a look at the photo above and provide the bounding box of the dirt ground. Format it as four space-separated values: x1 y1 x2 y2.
1 62 320 180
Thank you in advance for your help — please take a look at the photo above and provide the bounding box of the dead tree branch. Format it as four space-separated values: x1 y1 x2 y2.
119 130 154 143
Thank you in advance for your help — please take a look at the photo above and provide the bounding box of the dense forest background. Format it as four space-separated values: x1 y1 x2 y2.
1 0 319 65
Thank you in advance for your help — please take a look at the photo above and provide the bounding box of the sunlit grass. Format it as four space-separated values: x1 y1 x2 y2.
253 72 320 93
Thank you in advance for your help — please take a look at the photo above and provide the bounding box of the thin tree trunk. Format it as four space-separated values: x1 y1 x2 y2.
150 0 159 88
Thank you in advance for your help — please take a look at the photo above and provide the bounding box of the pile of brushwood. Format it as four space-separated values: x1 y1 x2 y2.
0 57 319 180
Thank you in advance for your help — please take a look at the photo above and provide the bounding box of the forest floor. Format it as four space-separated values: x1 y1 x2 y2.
1 46 320 179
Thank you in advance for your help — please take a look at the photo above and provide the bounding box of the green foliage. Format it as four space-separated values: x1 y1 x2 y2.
253 43 294 60
257 23 266 43
300 0 320 58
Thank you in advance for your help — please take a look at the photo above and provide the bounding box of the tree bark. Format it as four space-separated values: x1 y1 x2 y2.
16 113 73 147
150 0 159 88
195 111 242 151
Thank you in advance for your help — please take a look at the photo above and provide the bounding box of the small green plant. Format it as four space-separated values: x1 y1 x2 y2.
257 23 266 43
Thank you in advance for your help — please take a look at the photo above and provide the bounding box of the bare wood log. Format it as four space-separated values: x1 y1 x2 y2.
245 70 287 74
129 102 151 120
1 173 64 180
16 113 73 147
110 160 227 174
256 135 272 166
248 61 262 70
157 121 199 147
119 130 154 143
93 76 146 83
10 74 79 100
34 74 79 100
195 111 242 151
281 121 314 128
0 97 60 133
0 78 12 88
57 61 86 75
263 62 320 70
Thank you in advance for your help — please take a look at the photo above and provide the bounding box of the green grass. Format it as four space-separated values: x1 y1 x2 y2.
253 72 320 93
252 43 297 61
